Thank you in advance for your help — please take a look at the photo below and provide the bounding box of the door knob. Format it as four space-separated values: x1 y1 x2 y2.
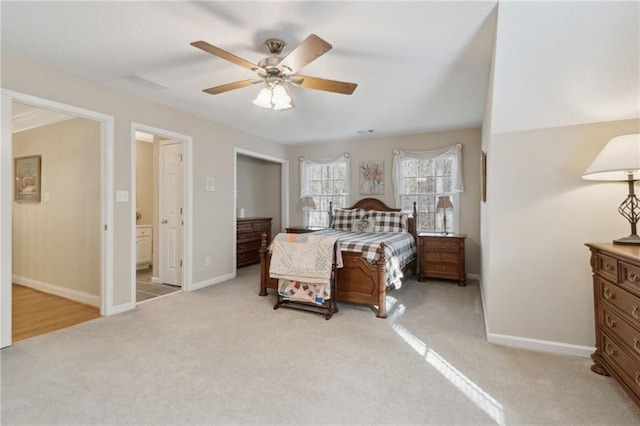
161 218 168 224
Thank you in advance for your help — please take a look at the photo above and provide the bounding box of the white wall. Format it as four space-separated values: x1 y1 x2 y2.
237 155 282 237
484 119 639 353
12 117 101 305
288 128 482 276
1 51 288 313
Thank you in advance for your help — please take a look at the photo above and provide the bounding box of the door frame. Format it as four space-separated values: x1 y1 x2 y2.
1 89 115 348
130 123 192 299
233 148 289 273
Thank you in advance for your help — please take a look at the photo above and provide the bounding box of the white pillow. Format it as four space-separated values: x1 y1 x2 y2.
352 217 375 233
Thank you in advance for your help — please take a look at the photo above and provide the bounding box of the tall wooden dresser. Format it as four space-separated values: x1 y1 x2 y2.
586 242 640 407
237 217 272 267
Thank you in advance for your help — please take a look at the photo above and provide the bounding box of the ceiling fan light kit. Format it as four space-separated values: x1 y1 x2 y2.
191 34 357 111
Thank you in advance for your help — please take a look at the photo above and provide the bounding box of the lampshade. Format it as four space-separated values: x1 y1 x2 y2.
582 134 640 181
272 84 293 110
436 195 454 210
301 196 316 209
252 87 272 108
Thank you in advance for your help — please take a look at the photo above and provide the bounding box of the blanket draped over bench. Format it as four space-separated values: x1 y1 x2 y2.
269 233 339 305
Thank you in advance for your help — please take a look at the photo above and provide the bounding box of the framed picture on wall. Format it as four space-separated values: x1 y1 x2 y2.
481 150 487 202
360 160 384 195
14 155 41 203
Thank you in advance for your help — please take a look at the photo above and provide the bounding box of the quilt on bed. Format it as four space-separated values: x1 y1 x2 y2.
311 228 416 288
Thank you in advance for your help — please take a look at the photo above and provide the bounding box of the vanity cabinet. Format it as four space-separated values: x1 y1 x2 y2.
136 225 153 270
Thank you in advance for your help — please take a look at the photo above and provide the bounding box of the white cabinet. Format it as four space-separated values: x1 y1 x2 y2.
136 225 153 270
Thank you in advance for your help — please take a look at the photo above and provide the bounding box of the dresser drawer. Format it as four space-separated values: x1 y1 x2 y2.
597 277 640 328
596 253 618 283
620 262 640 297
599 304 640 362
601 333 640 398
238 231 264 243
136 226 152 237
237 239 262 253
238 251 260 266
424 251 460 263
422 238 461 252
422 262 461 280
237 222 254 232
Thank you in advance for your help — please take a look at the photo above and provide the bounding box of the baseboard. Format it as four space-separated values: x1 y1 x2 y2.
467 273 480 280
487 332 594 358
190 272 236 291
12 275 100 308
104 301 135 316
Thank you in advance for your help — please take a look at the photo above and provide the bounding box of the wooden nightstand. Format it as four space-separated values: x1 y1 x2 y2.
418 233 466 286
285 226 326 234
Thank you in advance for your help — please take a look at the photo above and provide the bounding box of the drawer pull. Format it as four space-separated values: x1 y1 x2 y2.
603 287 614 300
605 315 616 328
633 305 640 320
436 265 447 271
604 262 615 272
605 342 616 356
634 337 640 354
628 271 640 282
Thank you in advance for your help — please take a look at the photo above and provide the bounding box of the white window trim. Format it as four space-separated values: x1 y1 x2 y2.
300 153 350 227
392 144 464 233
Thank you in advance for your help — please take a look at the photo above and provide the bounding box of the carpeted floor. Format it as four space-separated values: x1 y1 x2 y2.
2 264 639 425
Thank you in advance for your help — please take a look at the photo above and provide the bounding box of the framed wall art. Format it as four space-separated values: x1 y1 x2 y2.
481 150 487 202
14 155 41 203
359 160 384 195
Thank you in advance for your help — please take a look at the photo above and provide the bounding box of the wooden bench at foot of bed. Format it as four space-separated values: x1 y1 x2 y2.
260 238 392 318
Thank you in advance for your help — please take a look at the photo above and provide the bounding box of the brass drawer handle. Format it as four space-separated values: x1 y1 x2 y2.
633 305 640 320
628 271 640 282
604 262 614 272
634 337 640 354
605 315 616 328
603 287 614 300
436 265 447 271
605 342 616 356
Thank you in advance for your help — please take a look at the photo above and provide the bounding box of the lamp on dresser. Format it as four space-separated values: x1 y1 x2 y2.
583 133 640 245
301 196 316 227
436 195 454 235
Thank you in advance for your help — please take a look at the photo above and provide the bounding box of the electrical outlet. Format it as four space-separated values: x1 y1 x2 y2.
205 256 212 266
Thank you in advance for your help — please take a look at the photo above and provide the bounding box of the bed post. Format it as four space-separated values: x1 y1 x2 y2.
410 201 418 275
259 232 268 296
328 201 333 226
376 242 388 319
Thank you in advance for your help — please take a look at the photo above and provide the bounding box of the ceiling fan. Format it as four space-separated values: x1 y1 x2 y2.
190 34 357 110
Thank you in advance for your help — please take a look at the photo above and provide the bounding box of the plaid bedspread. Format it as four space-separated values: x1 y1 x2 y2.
312 229 417 288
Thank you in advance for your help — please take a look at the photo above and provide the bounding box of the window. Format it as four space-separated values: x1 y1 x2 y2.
392 145 463 233
300 154 350 227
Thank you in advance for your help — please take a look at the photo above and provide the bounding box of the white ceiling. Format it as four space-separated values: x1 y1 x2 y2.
2 2 638 144
1 1 497 144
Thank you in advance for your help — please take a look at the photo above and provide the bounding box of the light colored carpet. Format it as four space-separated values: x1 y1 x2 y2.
2 264 639 425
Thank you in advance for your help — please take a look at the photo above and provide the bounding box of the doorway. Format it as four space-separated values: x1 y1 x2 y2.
131 124 192 303
1 91 115 348
233 148 289 271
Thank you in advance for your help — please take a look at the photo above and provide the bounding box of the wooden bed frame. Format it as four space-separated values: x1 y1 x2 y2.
259 198 418 318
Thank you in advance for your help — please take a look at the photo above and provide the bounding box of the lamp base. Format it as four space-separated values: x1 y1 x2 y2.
613 234 640 245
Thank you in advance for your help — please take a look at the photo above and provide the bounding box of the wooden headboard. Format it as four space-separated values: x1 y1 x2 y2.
329 197 418 241
347 198 400 212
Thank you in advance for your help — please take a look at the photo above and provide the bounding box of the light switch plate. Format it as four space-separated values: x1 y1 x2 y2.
116 190 128 202
206 176 215 192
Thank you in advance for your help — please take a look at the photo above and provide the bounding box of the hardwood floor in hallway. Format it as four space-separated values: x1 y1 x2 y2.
12 284 101 342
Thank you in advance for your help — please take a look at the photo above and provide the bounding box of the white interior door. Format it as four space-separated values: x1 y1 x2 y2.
160 140 183 287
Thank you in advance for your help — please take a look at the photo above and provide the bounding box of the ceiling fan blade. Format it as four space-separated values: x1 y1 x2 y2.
293 75 357 95
278 34 332 74
203 79 261 95
191 41 263 72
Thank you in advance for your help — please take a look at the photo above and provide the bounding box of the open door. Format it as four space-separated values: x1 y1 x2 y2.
159 139 183 287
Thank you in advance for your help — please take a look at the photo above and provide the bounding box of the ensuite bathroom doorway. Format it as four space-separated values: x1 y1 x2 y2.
134 130 184 303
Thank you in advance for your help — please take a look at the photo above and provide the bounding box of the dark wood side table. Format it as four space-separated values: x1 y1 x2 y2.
418 232 466 285
285 226 326 234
